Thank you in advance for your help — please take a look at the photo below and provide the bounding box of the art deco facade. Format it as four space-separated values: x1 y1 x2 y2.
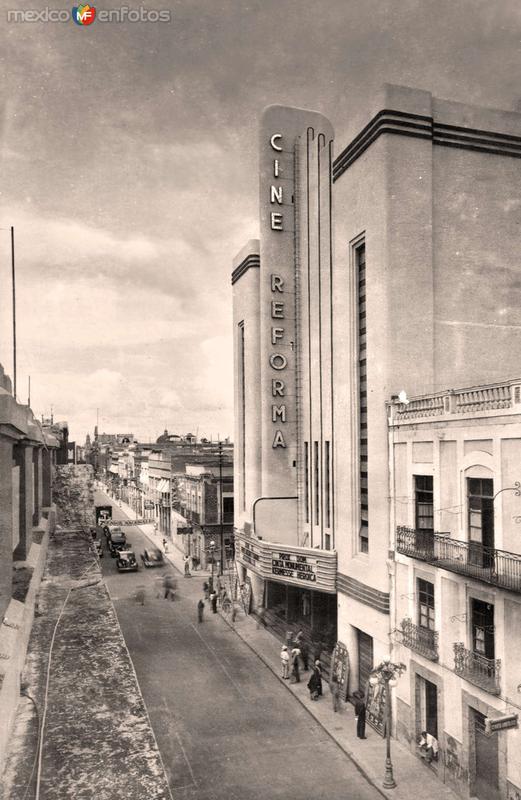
232 86 521 800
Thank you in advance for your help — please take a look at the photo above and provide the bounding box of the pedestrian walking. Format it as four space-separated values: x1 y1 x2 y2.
210 591 218 613
280 646 290 679
295 630 309 670
197 599 205 623
162 536 168 552
203 581 210 600
135 587 146 606
307 660 323 700
330 673 340 712
285 630 294 650
290 648 301 683
354 691 367 738
163 574 176 601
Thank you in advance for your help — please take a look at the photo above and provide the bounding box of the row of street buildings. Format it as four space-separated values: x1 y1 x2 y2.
86 430 234 570
231 87 521 800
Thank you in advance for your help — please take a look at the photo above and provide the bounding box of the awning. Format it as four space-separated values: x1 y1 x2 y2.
156 479 170 494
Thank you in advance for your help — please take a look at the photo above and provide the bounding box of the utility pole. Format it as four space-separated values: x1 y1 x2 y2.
11 226 17 400
218 440 224 576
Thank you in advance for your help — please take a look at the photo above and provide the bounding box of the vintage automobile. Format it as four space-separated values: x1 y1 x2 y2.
116 549 138 572
105 524 123 540
141 548 165 568
108 530 128 557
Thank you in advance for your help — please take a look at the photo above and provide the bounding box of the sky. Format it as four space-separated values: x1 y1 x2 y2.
0 0 520 443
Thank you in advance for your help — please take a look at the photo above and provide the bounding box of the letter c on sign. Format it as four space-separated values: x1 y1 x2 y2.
270 134 282 152
270 353 287 370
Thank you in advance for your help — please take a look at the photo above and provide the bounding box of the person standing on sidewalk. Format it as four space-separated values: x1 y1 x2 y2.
197 599 205 623
307 661 323 700
210 591 218 614
290 648 301 683
295 630 309 670
354 691 367 738
280 646 290 679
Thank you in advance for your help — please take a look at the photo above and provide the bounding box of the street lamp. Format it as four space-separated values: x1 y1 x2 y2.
209 539 216 591
368 655 407 789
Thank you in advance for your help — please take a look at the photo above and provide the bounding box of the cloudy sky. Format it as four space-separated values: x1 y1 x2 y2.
0 0 519 443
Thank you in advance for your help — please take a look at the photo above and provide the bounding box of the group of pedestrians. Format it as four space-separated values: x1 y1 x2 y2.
279 632 367 740
197 579 235 622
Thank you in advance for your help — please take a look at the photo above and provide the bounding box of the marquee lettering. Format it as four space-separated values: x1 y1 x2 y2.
270 133 282 151
272 430 286 448
272 379 285 396
271 327 284 345
272 404 286 422
270 185 283 204
270 353 287 370
271 301 284 318
270 212 283 231
271 274 284 292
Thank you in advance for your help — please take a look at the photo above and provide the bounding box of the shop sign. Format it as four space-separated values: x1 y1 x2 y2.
485 714 518 734
271 551 317 583
177 526 193 535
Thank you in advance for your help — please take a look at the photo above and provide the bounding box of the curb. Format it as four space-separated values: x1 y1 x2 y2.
218 609 390 800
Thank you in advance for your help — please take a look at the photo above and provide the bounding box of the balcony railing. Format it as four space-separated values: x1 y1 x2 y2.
454 642 501 695
401 618 439 661
396 526 521 594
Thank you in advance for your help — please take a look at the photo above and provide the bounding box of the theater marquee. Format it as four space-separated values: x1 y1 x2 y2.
236 531 337 593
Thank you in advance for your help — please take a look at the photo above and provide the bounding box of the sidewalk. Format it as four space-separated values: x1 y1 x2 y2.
102 488 459 800
219 607 459 800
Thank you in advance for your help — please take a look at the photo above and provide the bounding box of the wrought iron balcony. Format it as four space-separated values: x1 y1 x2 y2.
453 642 501 695
396 526 521 594
401 618 439 661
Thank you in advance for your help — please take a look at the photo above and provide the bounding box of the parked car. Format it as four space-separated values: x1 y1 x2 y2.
116 549 139 572
109 530 128 557
141 548 165 568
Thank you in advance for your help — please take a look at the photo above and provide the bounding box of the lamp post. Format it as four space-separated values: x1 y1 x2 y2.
209 539 216 591
368 655 406 789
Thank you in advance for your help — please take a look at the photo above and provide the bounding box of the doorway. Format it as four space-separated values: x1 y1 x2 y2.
471 709 500 800
357 629 373 694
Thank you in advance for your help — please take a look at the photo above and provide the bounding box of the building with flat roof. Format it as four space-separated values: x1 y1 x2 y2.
232 86 521 799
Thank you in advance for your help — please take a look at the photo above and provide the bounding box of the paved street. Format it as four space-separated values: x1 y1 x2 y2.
97 494 381 800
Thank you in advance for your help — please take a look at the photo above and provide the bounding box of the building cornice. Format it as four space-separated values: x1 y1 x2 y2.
333 109 521 181
231 253 260 286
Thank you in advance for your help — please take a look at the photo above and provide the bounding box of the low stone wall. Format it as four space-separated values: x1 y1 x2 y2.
1 523 171 799
0 509 53 775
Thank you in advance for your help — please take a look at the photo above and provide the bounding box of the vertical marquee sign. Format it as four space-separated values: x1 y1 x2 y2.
259 105 331 498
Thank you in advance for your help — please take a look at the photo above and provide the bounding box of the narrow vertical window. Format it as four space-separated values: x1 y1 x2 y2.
325 440 331 529
314 441 319 526
304 441 309 524
356 242 368 553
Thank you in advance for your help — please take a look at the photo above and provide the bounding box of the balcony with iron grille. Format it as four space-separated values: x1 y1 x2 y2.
401 618 439 661
453 642 501 695
396 526 521 594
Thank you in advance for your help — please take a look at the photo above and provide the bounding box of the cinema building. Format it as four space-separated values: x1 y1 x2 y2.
232 86 521 797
